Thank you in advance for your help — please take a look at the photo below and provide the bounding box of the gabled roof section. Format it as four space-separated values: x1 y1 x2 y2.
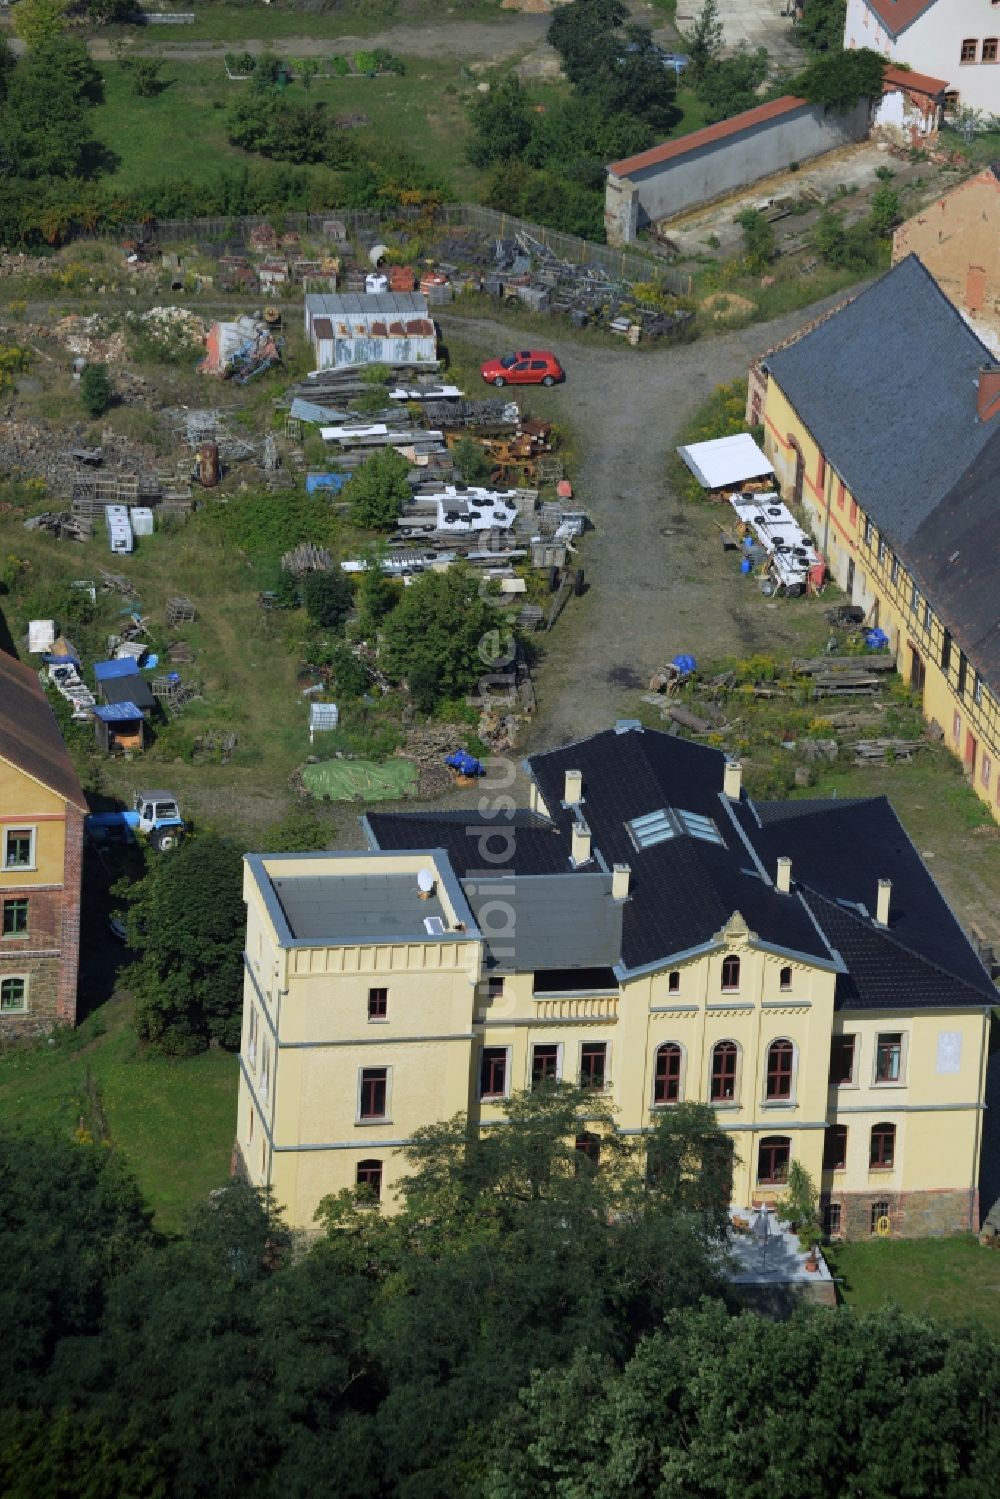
609 96 805 179
862 0 940 39
0 648 87 812
364 808 572 876
765 256 995 546
746 795 995 1007
907 427 1000 685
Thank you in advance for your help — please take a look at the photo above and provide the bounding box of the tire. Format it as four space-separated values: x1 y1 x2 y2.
493 376 506 388
150 827 182 852
541 375 555 387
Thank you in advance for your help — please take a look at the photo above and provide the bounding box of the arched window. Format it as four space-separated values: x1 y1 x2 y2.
721 954 741 992
653 1043 682 1105
766 1039 794 1100
779 965 792 991
575 1132 601 1173
356 1159 383 1201
710 1041 738 1102
758 1136 790 1185
870 1122 896 1170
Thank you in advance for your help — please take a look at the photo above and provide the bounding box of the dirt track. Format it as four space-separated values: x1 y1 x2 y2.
438 291 860 751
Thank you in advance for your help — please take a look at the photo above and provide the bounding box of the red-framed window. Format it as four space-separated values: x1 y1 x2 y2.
359 1068 388 1120
580 1042 607 1090
531 1043 559 1088
870 1121 896 1169
875 1033 903 1083
480 1047 508 1099
829 1034 855 1085
849 498 858 524
356 1159 383 1201
653 1043 682 1105
710 1041 738 1102
721 954 740 992
766 1039 794 1100
984 37 999 62
823 1124 848 1171
779 965 792 991
758 1136 790 1185
575 1132 601 1172
368 987 388 1020
960 38 978 62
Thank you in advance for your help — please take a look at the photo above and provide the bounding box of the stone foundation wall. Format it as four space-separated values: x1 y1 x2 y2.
0 953 63 1039
827 1187 978 1241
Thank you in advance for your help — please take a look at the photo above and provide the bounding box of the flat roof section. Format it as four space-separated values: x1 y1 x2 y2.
272 872 450 942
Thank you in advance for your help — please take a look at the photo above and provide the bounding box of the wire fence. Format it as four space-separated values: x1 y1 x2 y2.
83 203 692 295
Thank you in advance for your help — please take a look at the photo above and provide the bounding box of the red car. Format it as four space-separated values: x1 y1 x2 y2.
480 350 564 388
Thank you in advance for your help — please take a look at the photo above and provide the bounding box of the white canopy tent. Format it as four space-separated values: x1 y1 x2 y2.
676 433 775 490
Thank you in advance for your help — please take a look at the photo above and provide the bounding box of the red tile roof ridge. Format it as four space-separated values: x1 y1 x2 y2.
864 0 939 38
882 63 948 95
609 96 809 179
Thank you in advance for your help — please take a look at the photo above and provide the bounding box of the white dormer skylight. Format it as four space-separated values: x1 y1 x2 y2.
627 807 724 851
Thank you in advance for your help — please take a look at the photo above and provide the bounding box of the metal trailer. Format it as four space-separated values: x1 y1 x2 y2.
105 505 134 555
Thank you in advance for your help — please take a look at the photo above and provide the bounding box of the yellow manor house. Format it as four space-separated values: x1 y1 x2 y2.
235 726 995 1241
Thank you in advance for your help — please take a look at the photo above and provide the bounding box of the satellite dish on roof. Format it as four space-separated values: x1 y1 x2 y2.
417 868 435 894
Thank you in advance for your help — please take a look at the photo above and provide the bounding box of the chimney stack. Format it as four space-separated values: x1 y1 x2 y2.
776 856 792 894
876 878 892 927
612 863 631 901
723 759 743 800
564 768 583 805
571 820 592 866
977 365 1000 423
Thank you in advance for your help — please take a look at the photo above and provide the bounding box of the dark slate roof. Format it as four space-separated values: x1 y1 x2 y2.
746 795 996 1007
462 873 623 972
100 673 155 710
363 808 572 875
367 729 994 1010
526 729 829 972
906 427 1000 684
765 256 995 546
0 648 87 811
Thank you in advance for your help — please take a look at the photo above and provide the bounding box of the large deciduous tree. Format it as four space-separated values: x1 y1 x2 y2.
344 446 411 531
379 565 505 711
128 834 246 1054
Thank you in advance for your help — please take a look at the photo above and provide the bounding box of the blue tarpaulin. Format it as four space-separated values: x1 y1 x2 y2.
445 749 484 777
93 701 143 721
94 657 142 682
672 654 697 675
306 471 348 494
865 628 889 651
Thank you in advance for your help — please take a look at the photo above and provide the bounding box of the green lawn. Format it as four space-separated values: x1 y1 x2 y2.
0 996 237 1234
89 58 498 200
827 1238 1000 1340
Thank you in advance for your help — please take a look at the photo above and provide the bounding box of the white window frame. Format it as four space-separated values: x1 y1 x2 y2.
651 1040 685 1108
579 1038 611 1093
260 1037 271 1103
357 1063 392 1122
0 973 28 1014
478 1045 511 1102
247 1005 259 1068
4 827 36 872
873 1030 908 1088
708 1038 742 1107
762 1035 798 1108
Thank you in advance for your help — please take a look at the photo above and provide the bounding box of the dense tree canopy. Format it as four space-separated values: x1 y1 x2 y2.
2 1102 1000 1496
796 0 847 54
127 834 246 1054
344 447 412 531
379 565 506 711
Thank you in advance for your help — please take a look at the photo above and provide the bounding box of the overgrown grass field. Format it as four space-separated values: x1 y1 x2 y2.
0 997 236 1232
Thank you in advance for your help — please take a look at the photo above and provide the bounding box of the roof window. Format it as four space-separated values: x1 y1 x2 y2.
627 807 724 851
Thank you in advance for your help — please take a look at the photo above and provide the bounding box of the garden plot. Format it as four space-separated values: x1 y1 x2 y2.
302 758 417 801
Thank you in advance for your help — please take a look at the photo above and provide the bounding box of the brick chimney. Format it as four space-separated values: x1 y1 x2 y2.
977 365 1000 423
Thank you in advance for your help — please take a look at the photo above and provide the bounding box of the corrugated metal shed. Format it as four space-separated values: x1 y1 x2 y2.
304 293 437 371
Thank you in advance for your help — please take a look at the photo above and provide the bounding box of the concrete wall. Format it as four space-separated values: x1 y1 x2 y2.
606 99 871 245
845 0 1000 111
893 169 1000 357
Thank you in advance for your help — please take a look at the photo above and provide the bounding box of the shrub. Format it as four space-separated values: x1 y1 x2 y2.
301 569 354 631
80 362 113 417
343 448 411 531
